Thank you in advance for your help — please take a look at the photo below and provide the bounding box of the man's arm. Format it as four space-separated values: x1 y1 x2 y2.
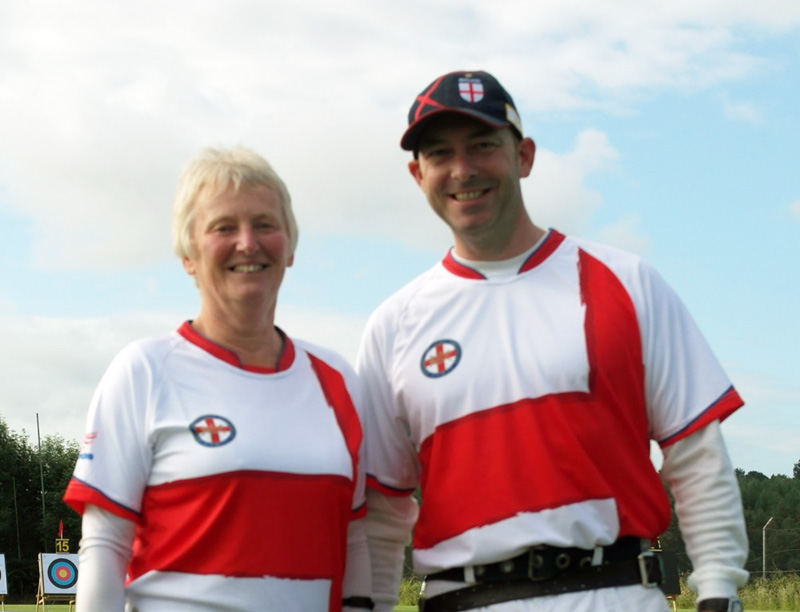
661 420 749 604
365 489 419 612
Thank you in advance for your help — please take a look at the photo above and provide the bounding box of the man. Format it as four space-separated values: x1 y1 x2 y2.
357 70 748 612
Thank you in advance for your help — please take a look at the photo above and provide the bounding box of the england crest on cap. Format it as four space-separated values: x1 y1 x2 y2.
458 77 484 103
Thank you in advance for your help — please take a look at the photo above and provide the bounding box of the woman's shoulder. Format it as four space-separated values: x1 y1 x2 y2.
292 337 354 374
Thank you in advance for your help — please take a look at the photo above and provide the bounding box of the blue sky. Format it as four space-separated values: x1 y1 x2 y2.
0 0 798 477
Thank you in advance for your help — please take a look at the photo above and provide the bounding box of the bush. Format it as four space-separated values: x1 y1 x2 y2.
398 575 423 606
400 573 800 610
742 574 800 611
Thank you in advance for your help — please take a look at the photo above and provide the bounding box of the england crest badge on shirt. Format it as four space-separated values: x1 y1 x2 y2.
190 415 236 447
421 339 462 378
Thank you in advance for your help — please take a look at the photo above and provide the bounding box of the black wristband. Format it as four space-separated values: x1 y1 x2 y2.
697 598 743 612
343 596 376 610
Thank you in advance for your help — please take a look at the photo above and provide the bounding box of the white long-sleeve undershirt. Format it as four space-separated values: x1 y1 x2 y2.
661 420 749 600
75 505 134 612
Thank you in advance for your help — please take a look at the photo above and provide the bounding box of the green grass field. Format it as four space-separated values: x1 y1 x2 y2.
3 608 793 612
391 609 783 612
392 609 788 612
1 605 795 611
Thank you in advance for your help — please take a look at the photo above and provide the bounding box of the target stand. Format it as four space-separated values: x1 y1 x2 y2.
36 554 78 611
1 552 7 610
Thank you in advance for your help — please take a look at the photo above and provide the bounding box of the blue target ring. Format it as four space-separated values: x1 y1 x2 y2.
47 558 78 589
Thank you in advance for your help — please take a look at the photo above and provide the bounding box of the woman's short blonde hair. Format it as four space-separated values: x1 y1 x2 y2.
172 146 298 259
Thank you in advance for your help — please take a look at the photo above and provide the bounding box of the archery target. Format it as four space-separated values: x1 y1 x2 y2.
0 553 7 594
39 553 79 594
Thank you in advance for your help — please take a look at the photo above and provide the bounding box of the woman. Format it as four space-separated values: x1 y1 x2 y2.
64 147 372 612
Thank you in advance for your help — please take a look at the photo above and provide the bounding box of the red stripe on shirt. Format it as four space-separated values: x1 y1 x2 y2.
351 501 367 520
518 230 566 273
660 386 744 446
578 249 672 538
63 478 141 523
441 252 486 280
413 249 673 550
307 353 363 487
177 321 296 372
367 474 416 496
128 470 351 612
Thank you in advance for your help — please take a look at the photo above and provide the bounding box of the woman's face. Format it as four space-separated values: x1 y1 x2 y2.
182 184 293 315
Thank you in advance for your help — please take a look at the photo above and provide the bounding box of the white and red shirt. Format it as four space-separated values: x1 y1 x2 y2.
64 322 365 612
358 229 743 575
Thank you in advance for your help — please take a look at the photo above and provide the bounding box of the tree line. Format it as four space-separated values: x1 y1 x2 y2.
1 415 799 600
658 465 800 578
0 416 81 600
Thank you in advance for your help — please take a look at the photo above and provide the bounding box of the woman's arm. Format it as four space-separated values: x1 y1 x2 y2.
75 504 136 612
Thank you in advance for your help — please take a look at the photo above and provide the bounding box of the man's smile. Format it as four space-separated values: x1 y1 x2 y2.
452 189 488 202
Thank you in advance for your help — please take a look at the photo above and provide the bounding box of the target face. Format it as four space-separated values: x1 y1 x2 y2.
48 558 78 589
0 552 7 594
39 553 79 595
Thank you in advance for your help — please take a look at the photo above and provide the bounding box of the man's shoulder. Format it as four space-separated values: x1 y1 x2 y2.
556 233 657 284
564 233 643 266
559 233 679 310
369 261 445 318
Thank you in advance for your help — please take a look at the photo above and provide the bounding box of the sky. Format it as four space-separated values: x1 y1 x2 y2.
0 0 798 477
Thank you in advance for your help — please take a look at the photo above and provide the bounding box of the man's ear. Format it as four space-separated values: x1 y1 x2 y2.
182 256 196 276
518 137 536 179
408 158 424 186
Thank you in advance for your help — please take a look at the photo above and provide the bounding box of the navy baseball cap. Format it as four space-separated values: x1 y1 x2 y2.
401 70 523 152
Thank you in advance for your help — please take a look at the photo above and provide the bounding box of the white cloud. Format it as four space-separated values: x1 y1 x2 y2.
596 214 651 255
718 368 800 476
0 313 177 444
0 0 797 271
723 98 763 123
0 307 367 446
723 420 800 476
789 200 800 224
733 368 800 409
525 129 620 236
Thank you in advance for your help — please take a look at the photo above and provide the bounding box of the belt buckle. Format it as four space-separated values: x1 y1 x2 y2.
637 550 659 588
526 549 550 581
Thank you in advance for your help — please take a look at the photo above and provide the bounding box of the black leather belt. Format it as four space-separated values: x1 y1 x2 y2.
419 538 663 612
427 536 644 584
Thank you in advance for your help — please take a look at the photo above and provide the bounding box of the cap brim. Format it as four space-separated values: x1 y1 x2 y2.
400 108 510 151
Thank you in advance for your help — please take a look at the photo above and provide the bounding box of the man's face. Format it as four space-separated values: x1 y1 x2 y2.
408 115 535 257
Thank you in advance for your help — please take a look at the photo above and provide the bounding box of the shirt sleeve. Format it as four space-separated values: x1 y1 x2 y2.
356 309 420 610
634 261 743 444
64 342 154 521
356 308 420 495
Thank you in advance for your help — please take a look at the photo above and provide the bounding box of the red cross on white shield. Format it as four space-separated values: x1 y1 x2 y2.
458 78 484 103
421 340 462 378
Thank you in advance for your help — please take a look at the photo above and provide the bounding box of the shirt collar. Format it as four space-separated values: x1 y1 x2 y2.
177 321 295 373
442 229 565 280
